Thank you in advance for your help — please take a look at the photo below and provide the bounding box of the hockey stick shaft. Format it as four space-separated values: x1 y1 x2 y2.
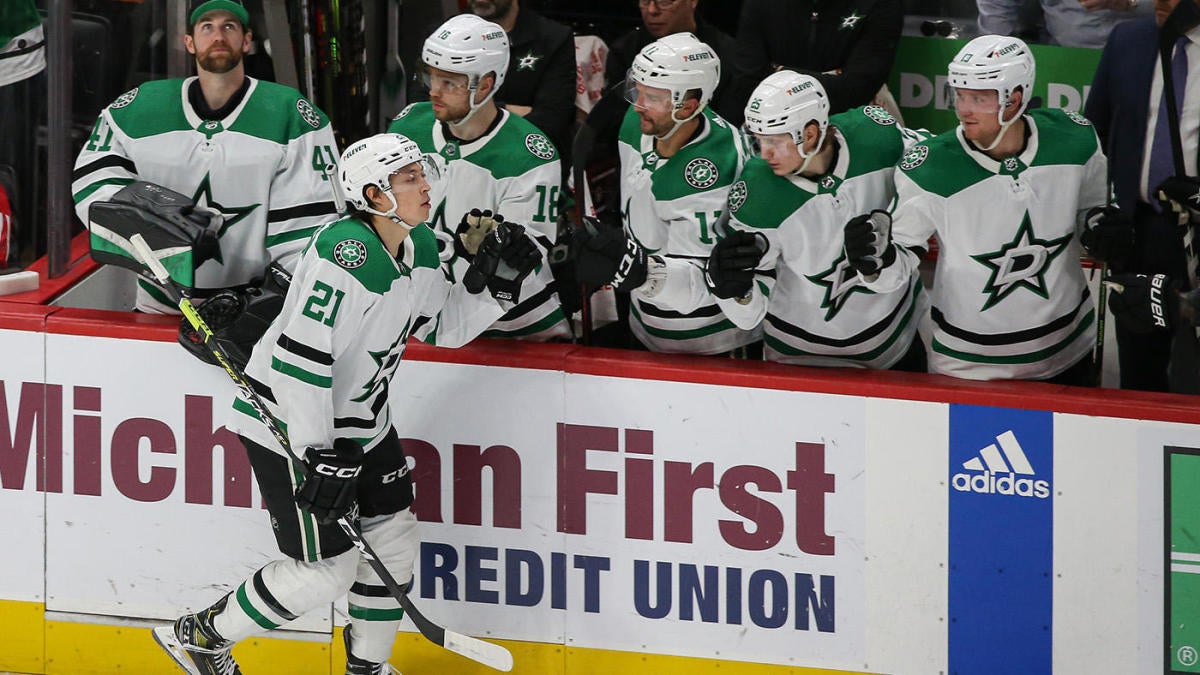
1092 261 1108 386
128 235 513 672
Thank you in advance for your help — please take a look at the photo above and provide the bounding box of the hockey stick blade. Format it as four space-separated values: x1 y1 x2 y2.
131 234 514 671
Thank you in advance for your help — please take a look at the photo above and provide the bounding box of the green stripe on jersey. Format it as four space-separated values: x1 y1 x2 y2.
266 226 319 248
271 357 332 387
631 304 737 340
932 310 1094 364
231 397 288 434
73 177 135 203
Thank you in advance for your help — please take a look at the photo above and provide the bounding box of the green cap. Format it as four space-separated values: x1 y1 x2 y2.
188 0 250 28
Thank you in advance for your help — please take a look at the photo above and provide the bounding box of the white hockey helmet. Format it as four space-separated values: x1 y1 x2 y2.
743 71 830 168
625 32 720 138
422 14 509 113
947 35 1035 130
340 133 434 228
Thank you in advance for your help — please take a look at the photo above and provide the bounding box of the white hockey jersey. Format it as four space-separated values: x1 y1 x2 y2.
72 77 340 313
720 107 927 369
387 103 571 341
867 108 1108 380
618 105 757 355
227 218 504 459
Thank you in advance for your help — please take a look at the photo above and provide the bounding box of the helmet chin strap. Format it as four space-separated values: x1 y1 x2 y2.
448 78 495 131
975 96 1024 153
654 105 702 141
791 126 829 177
364 190 416 230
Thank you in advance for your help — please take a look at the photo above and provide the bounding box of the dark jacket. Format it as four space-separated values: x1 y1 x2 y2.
495 7 577 160
727 0 903 122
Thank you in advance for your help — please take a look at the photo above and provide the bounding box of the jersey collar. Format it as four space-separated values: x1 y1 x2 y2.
956 114 1039 177
181 76 259 131
789 126 849 194
434 108 509 161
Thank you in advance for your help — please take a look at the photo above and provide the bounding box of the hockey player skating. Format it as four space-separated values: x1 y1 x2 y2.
387 14 571 341
850 35 1128 383
153 133 540 675
573 32 757 355
72 0 340 314
707 71 928 369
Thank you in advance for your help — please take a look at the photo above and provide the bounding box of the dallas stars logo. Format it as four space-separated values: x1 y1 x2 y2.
191 173 259 265
352 333 405 403
517 51 541 71
971 212 1072 311
806 253 875 321
840 12 863 29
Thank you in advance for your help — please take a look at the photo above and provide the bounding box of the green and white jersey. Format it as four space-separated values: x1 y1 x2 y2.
618 105 756 354
72 77 340 313
0 0 44 87
869 108 1108 381
227 218 504 459
720 107 927 369
388 103 570 341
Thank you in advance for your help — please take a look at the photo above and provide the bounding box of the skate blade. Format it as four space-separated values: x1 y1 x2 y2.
152 626 204 675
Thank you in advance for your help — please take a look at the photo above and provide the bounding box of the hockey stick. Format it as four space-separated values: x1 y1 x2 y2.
127 235 513 672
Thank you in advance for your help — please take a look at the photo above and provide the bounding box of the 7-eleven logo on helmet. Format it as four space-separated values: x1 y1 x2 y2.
952 430 1050 498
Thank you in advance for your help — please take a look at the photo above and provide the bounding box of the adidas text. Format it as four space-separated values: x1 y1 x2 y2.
951 471 1050 498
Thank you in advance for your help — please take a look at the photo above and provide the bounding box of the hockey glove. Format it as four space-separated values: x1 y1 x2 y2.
1156 176 1200 221
706 230 768 299
486 222 543 303
571 217 649 292
843 210 896 278
178 262 291 370
455 208 503 258
1104 273 1179 334
295 439 364 525
1081 206 1134 268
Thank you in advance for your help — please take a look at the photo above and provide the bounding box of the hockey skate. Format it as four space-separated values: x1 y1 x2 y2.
152 601 243 675
344 625 400 675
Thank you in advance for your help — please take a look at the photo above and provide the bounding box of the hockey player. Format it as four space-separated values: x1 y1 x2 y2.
387 14 571 341
707 71 927 369
847 35 1126 383
72 0 340 314
152 133 539 675
574 32 757 355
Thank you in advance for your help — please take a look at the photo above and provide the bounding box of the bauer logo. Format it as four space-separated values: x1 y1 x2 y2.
948 405 1052 675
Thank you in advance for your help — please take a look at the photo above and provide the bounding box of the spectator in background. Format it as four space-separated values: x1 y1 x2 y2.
1085 0 1200 391
979 0 1149 49
605 0 737 121
0 0 46 266
725 0 903 126
468 0 577 162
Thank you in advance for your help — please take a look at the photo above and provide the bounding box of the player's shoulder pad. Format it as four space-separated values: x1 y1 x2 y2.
896 131 989 198
1028 108 1100 168
388 102 435 130
462 111 560 178
833 106 908 174
727 157 812 230
102 80 189 136
312 217 400 294
650 109 741 202
240 80 331 141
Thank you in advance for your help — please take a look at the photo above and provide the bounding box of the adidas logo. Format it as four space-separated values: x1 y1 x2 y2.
952 430 1050 499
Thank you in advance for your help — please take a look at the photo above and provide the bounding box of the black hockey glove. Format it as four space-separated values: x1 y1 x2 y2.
455 208 503 259
1156 175 1200 220
486 222 543 303
843 210 896 278
706 230 767 299
1081 206 1134 268
571 217 648 292
178 262 291 370
1104 273 1179 334
295 439 364 525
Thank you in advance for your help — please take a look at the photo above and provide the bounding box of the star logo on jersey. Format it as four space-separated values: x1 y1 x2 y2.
684 158 719 190
900 145 928 171
109 87 139 109
190 173 259 264
525 133 556 160
840 12 863 29
296 99 322 128
971 212 1072 311
333 239 368 269
352 334 405 403
1064 110 1092 126
863 105 896 126
728 180 748 213
806 253 875 321
517 51 542 71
